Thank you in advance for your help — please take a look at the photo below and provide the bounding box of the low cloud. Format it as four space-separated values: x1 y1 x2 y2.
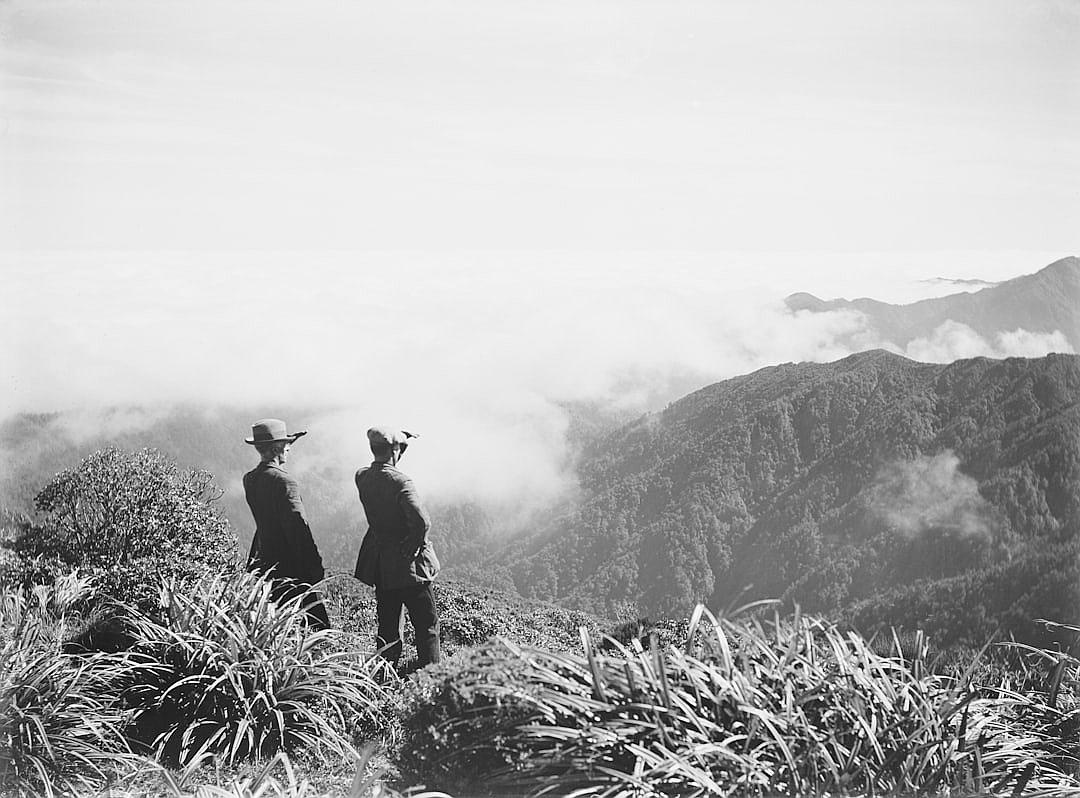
1 253 1072 525
899 321 1073 363
919 277 999 291
300 402 575 512
869 451 1001 540
0 253 894 515
996 328 1075 357
51 407 175 446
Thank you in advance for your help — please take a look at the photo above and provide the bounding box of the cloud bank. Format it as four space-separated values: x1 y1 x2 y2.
0 252 1072 516
898 321 1074 363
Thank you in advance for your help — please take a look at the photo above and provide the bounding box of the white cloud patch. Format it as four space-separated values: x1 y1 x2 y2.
900 321 1074 363
870 451 1001 540
996 328 1074 358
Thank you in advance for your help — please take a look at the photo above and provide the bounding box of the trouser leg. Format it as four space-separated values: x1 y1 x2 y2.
375 588 405 663
302 590 330 631
270 579 330 631
402 582 441 666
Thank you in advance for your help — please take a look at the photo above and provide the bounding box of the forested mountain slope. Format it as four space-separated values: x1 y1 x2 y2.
786 256 1080 348
504 351 1080 643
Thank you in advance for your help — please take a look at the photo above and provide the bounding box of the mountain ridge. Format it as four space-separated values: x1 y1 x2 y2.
502 350 1080 643
784 256 1080 348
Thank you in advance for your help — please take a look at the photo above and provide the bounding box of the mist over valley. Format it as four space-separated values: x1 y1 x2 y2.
3 256 1077 647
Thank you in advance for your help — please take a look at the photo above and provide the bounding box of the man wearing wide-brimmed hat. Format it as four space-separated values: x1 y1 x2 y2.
243 418 329 630
354 426 441 668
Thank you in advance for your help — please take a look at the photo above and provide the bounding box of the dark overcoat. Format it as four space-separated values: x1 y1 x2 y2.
354 462 440 590
244 462 324 585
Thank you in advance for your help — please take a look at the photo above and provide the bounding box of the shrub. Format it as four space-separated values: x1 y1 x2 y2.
3 447 237 611
395 605 1080 797
0 572 140 796
113 569 388 768
0 511 70 593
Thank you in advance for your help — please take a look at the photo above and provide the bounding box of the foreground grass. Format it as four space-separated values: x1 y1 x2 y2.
1 571 395 796
3 572 1078 797
394 605 1080 797
118 571 388 768
0 572 144 797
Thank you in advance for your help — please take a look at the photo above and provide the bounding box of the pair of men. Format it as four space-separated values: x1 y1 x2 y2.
243 418 441 668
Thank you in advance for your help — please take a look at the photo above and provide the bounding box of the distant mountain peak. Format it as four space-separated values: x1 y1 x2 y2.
835 348 910 366
783 257 1080 351
785 292 829 312
1042 255 1079 271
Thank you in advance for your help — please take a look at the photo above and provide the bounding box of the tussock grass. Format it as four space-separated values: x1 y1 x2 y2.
3 565 1076 797
397 604 1080 797
113 570 390 768
0 572 141 797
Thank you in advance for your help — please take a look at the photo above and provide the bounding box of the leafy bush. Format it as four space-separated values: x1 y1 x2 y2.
0 511 71 595
0 572 140 797
2 447 237 611
113 569 388 767
395 605 1080 797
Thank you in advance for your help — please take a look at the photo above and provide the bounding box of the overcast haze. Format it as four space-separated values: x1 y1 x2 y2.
1 0 1077 505
3 0 1078 252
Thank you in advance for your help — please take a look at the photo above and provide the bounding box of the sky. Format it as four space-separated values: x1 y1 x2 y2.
2 0 1077 253
1 0 1078 507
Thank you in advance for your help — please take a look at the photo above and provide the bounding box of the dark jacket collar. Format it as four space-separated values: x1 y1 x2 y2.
258 461 288 473
370 460 402 473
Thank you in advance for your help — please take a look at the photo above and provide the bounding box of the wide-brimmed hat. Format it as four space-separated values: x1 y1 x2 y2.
367 427 419 449
245 418 308 445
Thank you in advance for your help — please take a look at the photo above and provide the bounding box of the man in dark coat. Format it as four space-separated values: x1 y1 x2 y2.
243 418 329 630
354 426 441 667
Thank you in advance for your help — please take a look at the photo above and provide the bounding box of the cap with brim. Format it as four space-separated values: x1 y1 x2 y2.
245 418 308 445
367 426 418 448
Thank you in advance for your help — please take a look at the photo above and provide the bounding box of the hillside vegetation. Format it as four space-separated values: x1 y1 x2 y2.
3 351 1078 647
504 351 1080 645
2 446 1078 796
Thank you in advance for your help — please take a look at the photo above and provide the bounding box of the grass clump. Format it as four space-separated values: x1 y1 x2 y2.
394 604 1080 797
114 569 389 768
0 572 141 797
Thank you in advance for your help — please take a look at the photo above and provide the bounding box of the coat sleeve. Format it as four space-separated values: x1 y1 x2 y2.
352 469 378 585
281 476 325 584
397 478 431 553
